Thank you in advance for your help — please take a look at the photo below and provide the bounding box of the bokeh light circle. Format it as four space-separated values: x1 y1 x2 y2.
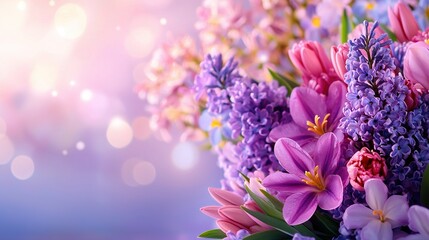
11 155 35 180
133 161 156 185
171 142 199 170
76 141 85 150
106 117 133 148
54 3 87 39
0 135 15 165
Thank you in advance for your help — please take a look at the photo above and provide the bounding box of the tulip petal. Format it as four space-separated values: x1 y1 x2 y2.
263 172 313 193
383 195 409 228
301 48 324 76
388 6 406 42
364 179 387 210
217 220 244 234
274 138 314 177
318 175 343 210
408 205 429 235
314 133 340 175
290 87 327 129
283 191 318 226
219 206 255 228
209 187 244 206
200 206 222 219
360 220 392 240
343 204 376 229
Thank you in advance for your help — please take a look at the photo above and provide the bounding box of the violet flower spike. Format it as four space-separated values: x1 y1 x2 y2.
269 81 346 153
343 179 409 240
263 133 348 225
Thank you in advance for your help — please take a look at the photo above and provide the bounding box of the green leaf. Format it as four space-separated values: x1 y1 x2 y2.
313 211 340 236
239 171 250 183
268 69 299 96
243 230 290 240
198 229 226 239
421 165 429 207
245 186 283 220
340 9 350 43
260 189 284 212
241 207 297 237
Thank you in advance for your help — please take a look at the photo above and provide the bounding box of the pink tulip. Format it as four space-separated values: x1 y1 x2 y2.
289 41 333 78
404 41 429 90
388 2 419 42
330 43 349 80
200 188 270 234
346 147 388 191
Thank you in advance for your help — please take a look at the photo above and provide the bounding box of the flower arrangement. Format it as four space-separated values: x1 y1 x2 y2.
139 1 429 239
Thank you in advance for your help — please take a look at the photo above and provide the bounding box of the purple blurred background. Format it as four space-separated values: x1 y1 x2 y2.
0 0 222 239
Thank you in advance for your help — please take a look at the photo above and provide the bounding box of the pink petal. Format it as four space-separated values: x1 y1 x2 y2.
397 2 419 41
388 6 406 42
200 206 221 219
208 187 244 206
301 47 324 76
364 179 387 210
408 205 429 235
343 204 376 229
383 195 409 228
283 192 318 225
219 206 255 228
262 172 313 193
217 220 243 234
318 175 343 210
274 138 314 177
360 220 393 240
290 87 327 129
269 122 315 145
289 48 305 76
326 81 347 128
314 133 340 175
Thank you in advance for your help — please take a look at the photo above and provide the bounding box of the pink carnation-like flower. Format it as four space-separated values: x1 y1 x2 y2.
347 147 388 191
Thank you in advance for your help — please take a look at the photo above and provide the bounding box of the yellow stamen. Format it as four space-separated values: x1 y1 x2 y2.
372 210 386 222
302 166 325 191
311 16 321 28
366 2 375 11
306 114 330 136
210 119 222 129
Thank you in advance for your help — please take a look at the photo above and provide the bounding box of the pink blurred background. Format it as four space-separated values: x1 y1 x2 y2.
0 0 221 239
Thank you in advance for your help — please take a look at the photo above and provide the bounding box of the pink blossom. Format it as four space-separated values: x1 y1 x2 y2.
404 80 422 111
403 41 429 90
347 148 388 191
330 43 349 80
200 188 270 234
388 1 420 42
288 41 340 94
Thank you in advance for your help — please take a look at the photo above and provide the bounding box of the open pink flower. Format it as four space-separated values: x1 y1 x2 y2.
343 179 409 240
347 147 388 191
263 133 348 225
200 188 270 234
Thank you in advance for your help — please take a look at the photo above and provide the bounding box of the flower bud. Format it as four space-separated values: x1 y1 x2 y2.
347 148 388 191
388 2 419 42
288 41 333 78
404 41 429 90
330 43 349 80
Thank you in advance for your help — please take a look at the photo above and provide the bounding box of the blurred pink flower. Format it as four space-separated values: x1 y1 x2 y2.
200 188 270 234
388 2 419 42
403 41 429 90
330 43 349 80
346 147 388 191
348 22 385 41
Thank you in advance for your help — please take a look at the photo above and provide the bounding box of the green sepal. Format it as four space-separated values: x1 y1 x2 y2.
243 230 290 240
421 164 429 207
241 206 297 237
260 189 284 212
244 185 283 220
340 9 350 43
268 69 299 96
239 171 250 183
198 229 227 239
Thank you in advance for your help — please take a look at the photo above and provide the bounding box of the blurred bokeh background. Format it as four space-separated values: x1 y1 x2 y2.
0 0 222 239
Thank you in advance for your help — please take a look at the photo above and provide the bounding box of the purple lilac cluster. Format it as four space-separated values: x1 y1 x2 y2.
194 53 290 190
340 21 429 214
